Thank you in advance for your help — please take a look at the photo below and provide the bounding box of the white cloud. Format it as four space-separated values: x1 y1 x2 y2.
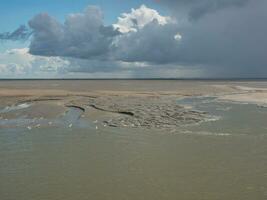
113 5 172 33
0 48 70 78
0 47 204 79
174 33 182 41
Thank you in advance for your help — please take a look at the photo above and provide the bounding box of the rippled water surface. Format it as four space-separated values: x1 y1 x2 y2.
1 96 267 200
177 96 267 135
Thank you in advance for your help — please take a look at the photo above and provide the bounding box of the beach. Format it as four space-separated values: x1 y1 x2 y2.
1 80 267 130
0 80 267 200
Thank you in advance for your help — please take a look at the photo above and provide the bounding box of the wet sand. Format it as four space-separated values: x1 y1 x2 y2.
1 80 267 129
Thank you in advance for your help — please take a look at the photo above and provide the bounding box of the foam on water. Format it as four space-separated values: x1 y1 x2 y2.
182 130 232 136
0 105 90 129
0 103 31 113
178 96 267 136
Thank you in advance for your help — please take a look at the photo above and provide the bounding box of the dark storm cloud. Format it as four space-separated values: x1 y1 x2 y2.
158 0 250 20
28 6 120 59
114 20 180 64
0 25 32 41
116 0 267 77
174 0 267 72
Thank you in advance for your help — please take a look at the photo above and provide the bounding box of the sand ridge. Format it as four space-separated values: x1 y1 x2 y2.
1 80 267 129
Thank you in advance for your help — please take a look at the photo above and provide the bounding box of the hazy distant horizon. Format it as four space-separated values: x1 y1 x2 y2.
1 78 267 81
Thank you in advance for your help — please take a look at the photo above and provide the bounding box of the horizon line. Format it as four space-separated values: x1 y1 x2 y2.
1 78 267 81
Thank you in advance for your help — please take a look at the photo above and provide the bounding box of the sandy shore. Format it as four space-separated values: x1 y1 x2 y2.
1 80 267 129
217 85 267 106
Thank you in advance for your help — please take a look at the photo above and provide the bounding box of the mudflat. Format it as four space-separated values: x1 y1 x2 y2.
1 80 267 129
1 80 267 200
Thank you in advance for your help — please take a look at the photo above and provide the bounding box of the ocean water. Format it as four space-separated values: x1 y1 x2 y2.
1 126 267 200
1 83 267 199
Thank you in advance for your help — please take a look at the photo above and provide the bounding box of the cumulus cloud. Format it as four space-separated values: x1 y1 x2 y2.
0 48 69 78
114 0 267 77
28 4 183 72
28 6 120 59
113 4 171 33
112 5 183 64
114 20 181 64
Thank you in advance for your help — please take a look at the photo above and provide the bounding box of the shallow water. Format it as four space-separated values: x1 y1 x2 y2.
177 96 267 135
1 95 267 199
0 106 90 129
0 103 32 115
0 126 267 200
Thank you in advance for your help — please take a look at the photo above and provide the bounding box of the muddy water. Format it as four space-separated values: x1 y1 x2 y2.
1 92 267 199
177 96 267 135
0 126 267 200
0 104 89 129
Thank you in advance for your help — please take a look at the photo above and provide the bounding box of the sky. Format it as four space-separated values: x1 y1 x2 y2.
0 0 266 78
